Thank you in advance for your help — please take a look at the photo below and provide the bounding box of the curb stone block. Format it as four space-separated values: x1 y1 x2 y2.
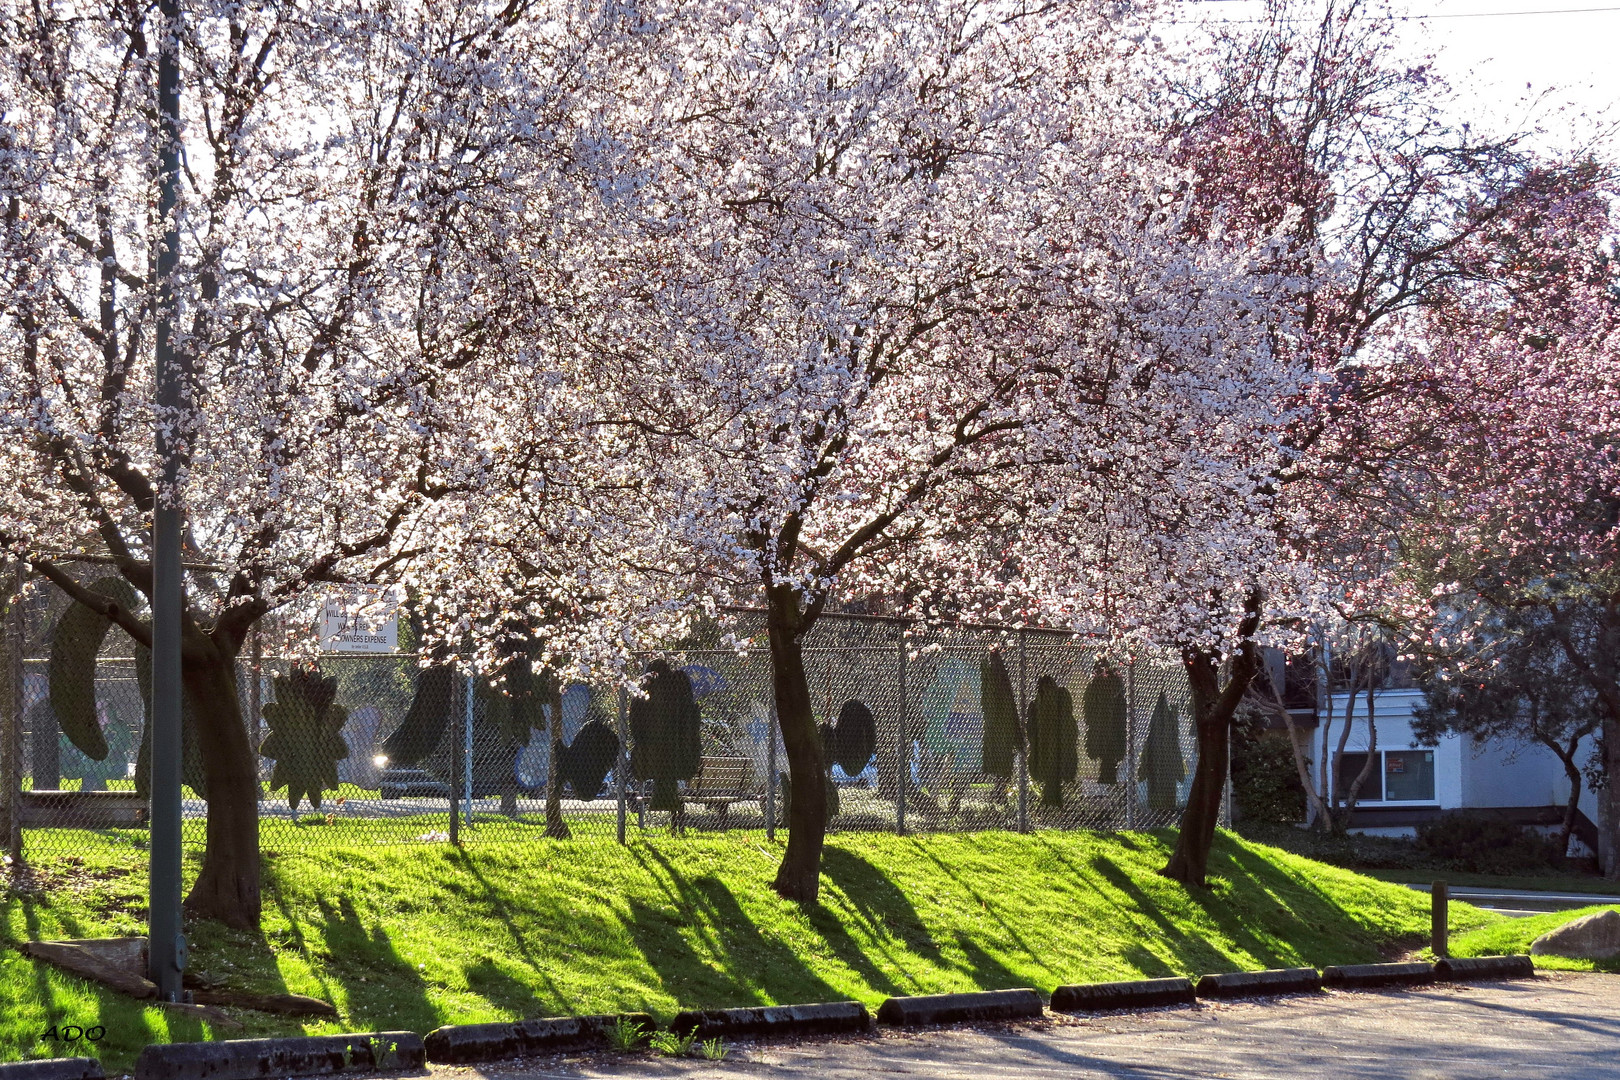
875 989 1043 1027
134 1031 424 1080
1321 962 1435 989
1049 977 1196 1013
671 1002 871 1041
424 1014 654 1063
1433 955 1535 982
1195 968 1322 1000
0 1059 106 1080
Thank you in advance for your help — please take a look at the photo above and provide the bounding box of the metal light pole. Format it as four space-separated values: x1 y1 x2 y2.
148 0 187 1002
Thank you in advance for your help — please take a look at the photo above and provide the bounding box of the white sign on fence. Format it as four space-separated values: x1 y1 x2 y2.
319 585 403 653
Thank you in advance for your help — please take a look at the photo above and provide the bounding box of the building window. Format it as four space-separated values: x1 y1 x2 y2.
1334 750 1435 803
1335 752 1382 802
1383 750 1435 802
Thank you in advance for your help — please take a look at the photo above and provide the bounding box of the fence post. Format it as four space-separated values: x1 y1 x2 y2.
1016 627 1029 834
895 629 907 837
5 558 23 863
448 676 462 845
248 628 262 774
1125 658 1137 831
616 684 628 845
766 705 777 842
462 674 475 830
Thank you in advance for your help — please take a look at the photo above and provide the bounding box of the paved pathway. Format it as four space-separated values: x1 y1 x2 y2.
1401 883 1620 918
428 974 1620 1080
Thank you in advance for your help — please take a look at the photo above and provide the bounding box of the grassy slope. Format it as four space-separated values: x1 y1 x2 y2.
3 828 1499 1070
1448 904 1620 974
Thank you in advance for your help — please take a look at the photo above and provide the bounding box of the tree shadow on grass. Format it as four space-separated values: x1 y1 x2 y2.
813 847 941 996
461 957 550 1020
623 852 842 1013
1205 835 1398 964
901 837 1042 962
447 852 580 1014
311 895 437 1034
1087 855 1251 974
951 931 1026 990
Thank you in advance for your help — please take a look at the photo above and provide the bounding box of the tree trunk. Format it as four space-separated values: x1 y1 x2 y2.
181 647 261 931
767 587 825 905
1341 685 1378 817
1162 590 1263 887
1162 649 1232 885
543 677 569 839
1535 732 1586 860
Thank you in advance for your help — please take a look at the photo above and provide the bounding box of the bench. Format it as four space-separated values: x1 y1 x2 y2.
19 789 148 828
686 756 762 823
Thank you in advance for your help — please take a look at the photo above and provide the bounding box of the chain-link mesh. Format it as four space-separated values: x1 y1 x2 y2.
1 570 1215 878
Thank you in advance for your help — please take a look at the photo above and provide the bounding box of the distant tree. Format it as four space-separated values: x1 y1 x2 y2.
1414 614 1603 858
1027 676 1078 809
628 661 703 831
259 668 350 813
1083 663 1127 784
1140 692 1187 813
979 652 1021 788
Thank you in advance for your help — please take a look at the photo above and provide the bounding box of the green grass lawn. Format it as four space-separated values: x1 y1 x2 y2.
1446 904 1620 974
3 827 1502 1071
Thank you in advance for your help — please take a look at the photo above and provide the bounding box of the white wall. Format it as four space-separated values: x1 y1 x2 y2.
1324 688 1598 817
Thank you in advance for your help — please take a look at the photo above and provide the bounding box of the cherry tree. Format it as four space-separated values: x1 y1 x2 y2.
0 0 633 927
445 0 1306 903
1333 160 1620 874
1081 0 1552 885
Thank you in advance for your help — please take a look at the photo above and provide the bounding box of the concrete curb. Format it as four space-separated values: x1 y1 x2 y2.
670 1002 871 1041
424 1014 653 1063
875 989 1044 1027
1321 962 1435 990
1434 955 1535 982
0 1059 106 1080
134 1031 425 1080
1195 968 1323 1000
1049 977 1196 1013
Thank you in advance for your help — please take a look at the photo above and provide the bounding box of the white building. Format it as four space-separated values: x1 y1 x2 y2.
1319 688 1600 854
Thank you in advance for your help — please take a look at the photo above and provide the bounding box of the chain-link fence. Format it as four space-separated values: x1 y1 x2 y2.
0 566 1213 872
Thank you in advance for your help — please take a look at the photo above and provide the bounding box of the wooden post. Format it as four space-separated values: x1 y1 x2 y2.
1432 881 1449 958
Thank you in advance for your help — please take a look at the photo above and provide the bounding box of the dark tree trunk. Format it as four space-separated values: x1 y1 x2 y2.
1539 733 1586 860
1559 754 1582 860
1162 649 1233 885
1162 592 1263 887
767 586 825 905
543 677 569 839
181 644 261 931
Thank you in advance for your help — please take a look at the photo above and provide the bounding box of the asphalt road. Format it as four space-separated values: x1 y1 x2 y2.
426 973 1620 1080
1402 883 1620 917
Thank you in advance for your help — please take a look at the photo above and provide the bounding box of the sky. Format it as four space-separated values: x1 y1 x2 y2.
1172 0 1620 155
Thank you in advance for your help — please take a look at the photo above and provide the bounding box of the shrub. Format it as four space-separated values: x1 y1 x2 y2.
1230 723 1305 825
1414 815 1563 874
